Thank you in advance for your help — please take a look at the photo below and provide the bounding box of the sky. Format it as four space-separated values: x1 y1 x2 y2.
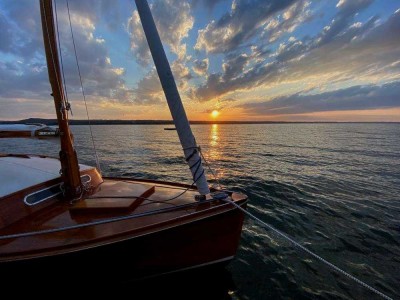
0 0 399 122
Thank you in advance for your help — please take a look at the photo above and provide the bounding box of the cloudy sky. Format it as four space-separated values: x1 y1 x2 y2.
0 0 399 121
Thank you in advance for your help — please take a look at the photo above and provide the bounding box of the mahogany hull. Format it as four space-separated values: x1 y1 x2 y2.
1 202 246 284
0 155 248 285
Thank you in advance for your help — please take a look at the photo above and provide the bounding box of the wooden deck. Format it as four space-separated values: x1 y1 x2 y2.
0 155 247 281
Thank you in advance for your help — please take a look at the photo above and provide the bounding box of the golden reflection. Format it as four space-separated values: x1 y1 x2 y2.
210 124 219 147
208 124 224 178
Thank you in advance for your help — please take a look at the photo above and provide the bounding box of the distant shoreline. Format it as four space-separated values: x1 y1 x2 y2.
0 118 398 125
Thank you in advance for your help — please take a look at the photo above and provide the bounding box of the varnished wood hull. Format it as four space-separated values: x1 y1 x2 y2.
0 155 248 284
1 201 246 283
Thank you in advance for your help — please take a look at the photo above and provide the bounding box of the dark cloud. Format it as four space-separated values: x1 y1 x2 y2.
0 60 50 100
0 0 43 58
124 59 194 106
239 81 400 115
275 38 308 62
0 0 127 107
193 5 400 102
192 58 209 76
0 12 13 52
222 53 250 81
195 0 300 53
194 61 279 101
191 0 228 10
129 69 164 105
2 0 399 121
316 0 373 47
63 0 122 31
263 1 313 43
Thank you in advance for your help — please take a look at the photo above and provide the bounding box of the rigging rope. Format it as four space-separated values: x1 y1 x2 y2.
183 146 205 184
25 7 394 298
199 148 222 189
0 189 218 241
221 197 393 300
65 0 101 173
53 0 72 116
199 147 392 300
41 0 66 120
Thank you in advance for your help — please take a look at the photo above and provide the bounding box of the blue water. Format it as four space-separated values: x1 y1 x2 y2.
1 123 399 299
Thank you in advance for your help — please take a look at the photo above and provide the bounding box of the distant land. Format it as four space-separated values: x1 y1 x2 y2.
0 118 398 125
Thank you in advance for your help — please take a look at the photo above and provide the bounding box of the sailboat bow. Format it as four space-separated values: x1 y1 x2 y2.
0 0 248 283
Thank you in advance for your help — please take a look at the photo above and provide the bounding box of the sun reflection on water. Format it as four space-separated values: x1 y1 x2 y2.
207 124 224 179
210 124 219 147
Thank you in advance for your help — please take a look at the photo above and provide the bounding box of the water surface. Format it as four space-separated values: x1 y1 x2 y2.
1 123 399 299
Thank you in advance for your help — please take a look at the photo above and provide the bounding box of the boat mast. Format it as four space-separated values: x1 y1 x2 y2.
135 0 210 195
40 0 82 198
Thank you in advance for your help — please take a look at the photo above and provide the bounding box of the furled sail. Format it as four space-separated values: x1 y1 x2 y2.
135 0 210 195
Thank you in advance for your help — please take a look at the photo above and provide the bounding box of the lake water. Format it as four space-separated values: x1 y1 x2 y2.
1 123 399 299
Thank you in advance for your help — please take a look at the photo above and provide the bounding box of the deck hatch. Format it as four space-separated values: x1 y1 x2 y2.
24 184 62 206
23 175 91 206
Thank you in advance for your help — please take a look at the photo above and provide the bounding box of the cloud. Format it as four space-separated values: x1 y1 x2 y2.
191 0 228 10
0 12 13 52
126 0 196 106
238 81 400 115
0 0 122 57
194 60 279 102
192 58 209 76
0 60 50 100
172 59 193 86
193 5 400 102
117 59 193 107
0 0 128 109
0 1 43 59
222 53 251 81
61 0 122 31
127 0 194 66
195 0 301 54
316 0 373 46
263 1 313 43
114 69 164 106
126 10 150 66
1 0 399 121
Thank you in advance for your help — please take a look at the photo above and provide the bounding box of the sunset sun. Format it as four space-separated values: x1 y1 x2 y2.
211 110 220 119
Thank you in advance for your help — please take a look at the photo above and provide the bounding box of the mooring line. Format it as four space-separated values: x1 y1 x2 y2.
223 197 393 300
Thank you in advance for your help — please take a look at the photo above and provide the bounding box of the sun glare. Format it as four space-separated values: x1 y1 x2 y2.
211 110 220 119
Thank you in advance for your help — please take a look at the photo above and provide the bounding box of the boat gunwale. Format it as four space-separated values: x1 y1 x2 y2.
0 196 248 262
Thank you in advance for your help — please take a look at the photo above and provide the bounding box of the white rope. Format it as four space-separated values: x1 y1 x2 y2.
199 148 222 189
221 197 393 300
200 145 392 299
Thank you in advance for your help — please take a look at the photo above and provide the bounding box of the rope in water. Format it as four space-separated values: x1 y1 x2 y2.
195 146 392 299
221 198 393 300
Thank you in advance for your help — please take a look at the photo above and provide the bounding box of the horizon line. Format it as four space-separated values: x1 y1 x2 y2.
0 118 399 125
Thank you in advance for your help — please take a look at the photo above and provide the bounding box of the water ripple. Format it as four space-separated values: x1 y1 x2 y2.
1 123 399 299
